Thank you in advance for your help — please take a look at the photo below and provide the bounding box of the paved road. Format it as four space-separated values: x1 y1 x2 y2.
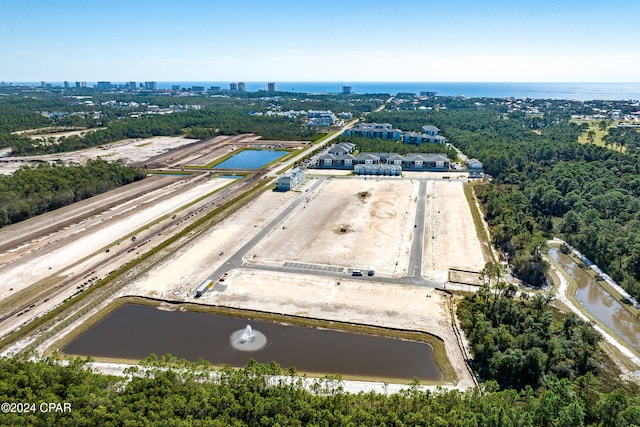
197 176 328 291
406 180 427 282
194 175 441 297
266 119 359 179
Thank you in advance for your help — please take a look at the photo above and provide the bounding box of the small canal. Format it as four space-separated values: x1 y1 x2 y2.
214 150 288 170
549 247 640 352
62 303 443 381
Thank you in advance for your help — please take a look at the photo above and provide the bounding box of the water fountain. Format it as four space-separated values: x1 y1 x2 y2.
230 324 267 351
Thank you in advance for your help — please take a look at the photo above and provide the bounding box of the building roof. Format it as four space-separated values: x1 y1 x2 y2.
404 153 449 162
402 131 422 138
387 154 405 161
356 153 381 161
352 122 400 132
331 142 355 152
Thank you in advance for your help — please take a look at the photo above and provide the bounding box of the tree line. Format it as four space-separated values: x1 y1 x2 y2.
370 107 640 298
336 135 458 159
4 107 320 156
0 160 145 227
458 263 601 390
0 354 638 426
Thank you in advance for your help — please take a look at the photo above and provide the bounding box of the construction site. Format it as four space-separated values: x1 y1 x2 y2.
0 130 489 389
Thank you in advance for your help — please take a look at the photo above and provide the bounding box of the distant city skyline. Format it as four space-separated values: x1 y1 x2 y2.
1 0 639 82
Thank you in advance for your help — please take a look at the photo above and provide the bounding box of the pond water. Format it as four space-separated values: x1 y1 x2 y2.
218 175 244 179
214 150 287 170
62 304 442 381
549 247 640 351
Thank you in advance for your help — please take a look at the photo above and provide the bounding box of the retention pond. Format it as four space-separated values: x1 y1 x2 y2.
214 150 288 170
62 303 442 381
550 247 640 352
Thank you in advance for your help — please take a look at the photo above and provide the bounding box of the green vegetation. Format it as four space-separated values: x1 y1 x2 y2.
371 106 640 299
574 120 617 149
0 160 145 227
54 296 455 384
5 109 317 155
604 125 640 154
1 355 639 426
0 93 326 155
2 91 640 424
458 262 601 390
337 135 458 160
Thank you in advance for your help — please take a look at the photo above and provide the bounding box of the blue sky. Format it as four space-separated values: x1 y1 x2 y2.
1 0 638 82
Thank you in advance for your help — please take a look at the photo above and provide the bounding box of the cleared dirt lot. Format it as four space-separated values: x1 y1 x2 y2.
248 178 417 276
127 188 300 297
115 175 481 387
0 136 199 175
423 180 486 282
8 167 482 388
0 175 232 299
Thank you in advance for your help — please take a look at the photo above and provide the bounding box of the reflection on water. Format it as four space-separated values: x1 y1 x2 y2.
62 304 442 381
214 150 287 170
550 247 640 351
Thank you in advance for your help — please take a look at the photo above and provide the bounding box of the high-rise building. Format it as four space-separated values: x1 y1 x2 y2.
230 82 238 91
144 81 157 90
268 82 276 92
342 85 353 95
171 85 180 91
96 81 112 89
128 81 137 90
64 81 70 88
237 82 246 92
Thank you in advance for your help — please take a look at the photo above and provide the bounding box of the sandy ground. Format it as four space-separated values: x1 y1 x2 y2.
0 175 231 298
194 269 473 388
29 128 105 142
187 144 239 166
201 269 446 329
3 160 481 388
549 255 640 380
0 175 182 252
0 136 198 175
423 181 486 282
89 361 465 394
547 239 640 376
122 269 473 388
115 175 477 387
248 178 417 276
127 189 299 296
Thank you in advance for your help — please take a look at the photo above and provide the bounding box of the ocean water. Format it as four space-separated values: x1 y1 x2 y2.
159 81 640 101
10 81 640 101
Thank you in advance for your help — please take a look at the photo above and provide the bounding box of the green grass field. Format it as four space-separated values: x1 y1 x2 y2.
572 119 626 152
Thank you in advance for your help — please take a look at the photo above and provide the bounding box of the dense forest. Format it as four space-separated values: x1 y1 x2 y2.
458 263 601 390
3 108 320 155
1 354 638 426
370 107 640 299
0 91 338 155
0 160 145 227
